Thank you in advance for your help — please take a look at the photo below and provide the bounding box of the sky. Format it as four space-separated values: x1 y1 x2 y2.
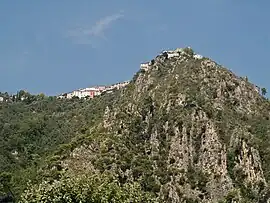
0 1 270 96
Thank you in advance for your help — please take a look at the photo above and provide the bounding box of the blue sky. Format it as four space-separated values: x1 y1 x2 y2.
1 1 270 96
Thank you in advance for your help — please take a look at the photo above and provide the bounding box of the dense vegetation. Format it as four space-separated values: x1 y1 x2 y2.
0 90 119 201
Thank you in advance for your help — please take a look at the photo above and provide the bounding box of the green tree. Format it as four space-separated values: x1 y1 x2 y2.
183 47 194 56
38 93 45 99
262 88 267 96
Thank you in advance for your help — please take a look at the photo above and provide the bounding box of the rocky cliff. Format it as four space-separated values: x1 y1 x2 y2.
21 47 270 202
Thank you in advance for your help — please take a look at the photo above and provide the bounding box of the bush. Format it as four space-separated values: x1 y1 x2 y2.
183 47 194 56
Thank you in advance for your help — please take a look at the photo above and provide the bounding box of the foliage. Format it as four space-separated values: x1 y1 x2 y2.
183 47 194 56
19 173 156 203
261 87 267 96
0 91 118 199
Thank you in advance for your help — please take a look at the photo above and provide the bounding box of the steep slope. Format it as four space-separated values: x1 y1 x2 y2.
21 48 270 202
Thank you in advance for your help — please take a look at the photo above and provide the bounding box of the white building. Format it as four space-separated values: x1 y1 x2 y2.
60 81 130 100
105 81 130 91
167 52 180 58
0 97 3 102
140 63 150 71
57 95 66 99
73 90 87 98
97 86 106 92
161 50 180 59
194 54 203 59
65 87 103 99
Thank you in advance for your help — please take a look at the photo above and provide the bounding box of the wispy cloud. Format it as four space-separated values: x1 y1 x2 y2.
67 12 124 45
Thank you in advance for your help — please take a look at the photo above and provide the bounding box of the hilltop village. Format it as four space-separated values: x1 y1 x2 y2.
57 81 130 99
0 81 130 102
140 47 262 95
57 48 202 100
140 47 203 71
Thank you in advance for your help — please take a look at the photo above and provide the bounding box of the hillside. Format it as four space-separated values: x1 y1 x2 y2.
1 47 270 202
0 91 119 201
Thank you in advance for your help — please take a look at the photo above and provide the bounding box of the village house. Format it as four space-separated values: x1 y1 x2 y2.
97 86 106 92
167 51 180 58
0 97 3 102
69 88 96 99
160 47 204 60
140 62 150 71
160 50 181 59
82 87 103 98
194 54 203 59
59 81 129 100
105 81 130 91
57 94 66 99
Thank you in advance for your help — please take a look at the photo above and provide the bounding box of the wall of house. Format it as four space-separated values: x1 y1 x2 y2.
167 52 180 58
59 81 130 99
194 54 203 59
140 63 150 71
